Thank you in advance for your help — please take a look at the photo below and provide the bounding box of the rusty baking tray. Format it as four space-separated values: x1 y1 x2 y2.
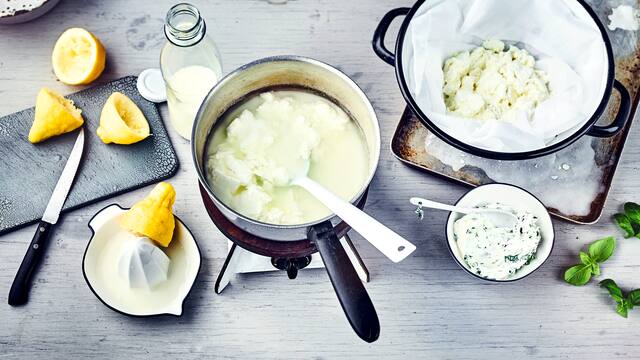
392 49 640 224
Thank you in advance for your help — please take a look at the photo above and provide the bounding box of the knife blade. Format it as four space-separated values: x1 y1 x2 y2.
42 129 85 224
8 129 85 306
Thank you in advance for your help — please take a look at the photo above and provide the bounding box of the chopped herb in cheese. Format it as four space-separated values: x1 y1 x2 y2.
453 203 542 280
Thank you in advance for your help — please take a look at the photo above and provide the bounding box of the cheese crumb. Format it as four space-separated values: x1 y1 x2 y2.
608 5 640 31
442 40 550 121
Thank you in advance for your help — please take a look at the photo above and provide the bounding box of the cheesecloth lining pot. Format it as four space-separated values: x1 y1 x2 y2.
373 0 632 160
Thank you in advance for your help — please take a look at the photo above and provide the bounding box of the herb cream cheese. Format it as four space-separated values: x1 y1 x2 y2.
453 203 542 280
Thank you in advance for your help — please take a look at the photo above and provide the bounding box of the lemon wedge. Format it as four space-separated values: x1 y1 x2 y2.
97 92 150 145
52 28 106 85
28 88 84 143
121 182 177 248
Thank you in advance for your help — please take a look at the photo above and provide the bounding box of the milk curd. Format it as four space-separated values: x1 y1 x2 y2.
206 90 369 225
443 40 550 121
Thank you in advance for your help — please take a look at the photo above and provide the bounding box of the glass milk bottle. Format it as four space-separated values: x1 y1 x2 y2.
160 3 222 140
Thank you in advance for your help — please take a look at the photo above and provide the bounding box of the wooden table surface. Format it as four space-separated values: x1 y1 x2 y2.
1 1 639 359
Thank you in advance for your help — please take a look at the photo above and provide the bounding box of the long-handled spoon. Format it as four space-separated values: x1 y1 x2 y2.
409 197 518 228
291 163 416 263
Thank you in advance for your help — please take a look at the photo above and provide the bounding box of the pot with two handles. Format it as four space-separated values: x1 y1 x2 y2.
373 0 632 160
192 56 382 342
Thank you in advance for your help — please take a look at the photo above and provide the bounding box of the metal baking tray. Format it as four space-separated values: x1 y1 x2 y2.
391 1 640 224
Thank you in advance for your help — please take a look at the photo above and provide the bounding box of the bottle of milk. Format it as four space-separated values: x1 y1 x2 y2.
160 3 222 140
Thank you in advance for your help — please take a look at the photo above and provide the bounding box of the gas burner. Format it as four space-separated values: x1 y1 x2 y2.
199 184 378 343
198 183 369 294
215 237 369 293
271 255 312 279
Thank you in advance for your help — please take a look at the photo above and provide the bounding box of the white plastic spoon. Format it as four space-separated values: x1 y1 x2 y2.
291 164 416 263
409 197 518 228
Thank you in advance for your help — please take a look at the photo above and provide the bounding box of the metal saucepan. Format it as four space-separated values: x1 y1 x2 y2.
372 0 632 161
192 56 381 342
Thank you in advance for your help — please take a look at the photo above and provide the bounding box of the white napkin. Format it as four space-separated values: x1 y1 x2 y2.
404 0 609 152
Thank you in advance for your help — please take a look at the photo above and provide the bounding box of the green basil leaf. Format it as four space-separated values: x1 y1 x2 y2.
624 202 640 224
591 262 601 276
579 251 592 265
564 264 592 286
600 279 624 302
616 302 629 318
614 213 635 238
588 236 616 263
628 289 640 306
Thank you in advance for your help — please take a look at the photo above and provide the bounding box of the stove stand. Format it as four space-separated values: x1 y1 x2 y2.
214 234 369 294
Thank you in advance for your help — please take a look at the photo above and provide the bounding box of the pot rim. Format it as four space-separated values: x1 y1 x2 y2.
191 55 381 231
393 0 616 160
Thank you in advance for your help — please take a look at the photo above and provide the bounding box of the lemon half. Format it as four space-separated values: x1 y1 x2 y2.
52 28 106 85
29 88 84 143
97 92 150 145
121 182 177 247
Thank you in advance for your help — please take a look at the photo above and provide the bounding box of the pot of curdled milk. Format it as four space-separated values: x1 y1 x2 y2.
191 56 383 343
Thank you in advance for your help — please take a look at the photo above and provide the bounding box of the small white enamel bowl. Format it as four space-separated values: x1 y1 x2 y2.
83 204 201 317
445 183 555 282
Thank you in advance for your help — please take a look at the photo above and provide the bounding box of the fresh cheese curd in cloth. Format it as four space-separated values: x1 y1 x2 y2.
443 40 551 121
205 90 369 225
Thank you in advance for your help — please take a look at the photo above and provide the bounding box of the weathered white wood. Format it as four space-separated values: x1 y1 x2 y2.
1 0 640 359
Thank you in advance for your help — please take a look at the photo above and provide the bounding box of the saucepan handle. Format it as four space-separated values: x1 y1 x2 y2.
372 7 410 66
587 80 632 138
308 222 380 343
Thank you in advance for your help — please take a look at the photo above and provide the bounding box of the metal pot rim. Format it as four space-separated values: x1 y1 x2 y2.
191 55 381 232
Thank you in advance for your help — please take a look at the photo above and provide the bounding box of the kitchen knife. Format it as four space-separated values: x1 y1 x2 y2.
8 128 85 306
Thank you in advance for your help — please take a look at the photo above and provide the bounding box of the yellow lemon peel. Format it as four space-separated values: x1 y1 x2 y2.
52 27 106 85
28 88 84 143
121 182 177 247
96 92 150 145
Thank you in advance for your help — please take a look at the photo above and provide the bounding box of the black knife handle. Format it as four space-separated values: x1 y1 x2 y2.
8 221 53 306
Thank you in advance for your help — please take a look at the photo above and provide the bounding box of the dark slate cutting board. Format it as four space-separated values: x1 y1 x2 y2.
0 76 179 235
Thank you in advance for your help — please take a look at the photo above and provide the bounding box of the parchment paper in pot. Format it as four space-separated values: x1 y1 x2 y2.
403 0 609 153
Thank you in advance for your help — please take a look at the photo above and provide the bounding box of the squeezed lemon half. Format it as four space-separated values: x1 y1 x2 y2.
52 28 106 85
97 92 150 145
121 182 177 248
29 88 84 143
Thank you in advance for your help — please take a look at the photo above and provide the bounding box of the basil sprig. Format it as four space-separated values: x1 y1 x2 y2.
599 279 640 318
564 202 640 318
564 236 616 286
614 202 640 239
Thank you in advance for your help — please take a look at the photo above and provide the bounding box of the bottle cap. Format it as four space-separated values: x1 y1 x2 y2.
137 68 167 103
